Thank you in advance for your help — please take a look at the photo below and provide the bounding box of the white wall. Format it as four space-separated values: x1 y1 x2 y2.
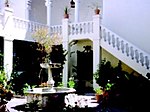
30 0 46 24
51 0 102 25
102 0 150 54
11 0 26 19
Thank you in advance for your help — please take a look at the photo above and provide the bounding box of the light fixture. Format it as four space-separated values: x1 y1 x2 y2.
70 0 75 8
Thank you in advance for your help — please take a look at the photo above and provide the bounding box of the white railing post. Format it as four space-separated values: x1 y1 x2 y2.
62 18 69 87
92 15 101 87
3 7 14 80
45 0 52 33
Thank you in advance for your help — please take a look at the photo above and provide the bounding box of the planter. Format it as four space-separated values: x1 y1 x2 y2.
95 9 100 15
95 94 103 102
64 14 69 18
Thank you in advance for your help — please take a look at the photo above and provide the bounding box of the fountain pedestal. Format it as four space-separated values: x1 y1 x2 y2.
26 63 76 108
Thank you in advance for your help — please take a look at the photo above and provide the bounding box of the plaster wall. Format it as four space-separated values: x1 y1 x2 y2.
11 0 26 19
47 0 102 25
102 48 139 75
30 0 46 24
102 0 150 54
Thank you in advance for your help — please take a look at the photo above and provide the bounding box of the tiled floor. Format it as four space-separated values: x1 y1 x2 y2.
6 97 27 112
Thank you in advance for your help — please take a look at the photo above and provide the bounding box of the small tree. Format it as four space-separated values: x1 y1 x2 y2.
32 29 63 63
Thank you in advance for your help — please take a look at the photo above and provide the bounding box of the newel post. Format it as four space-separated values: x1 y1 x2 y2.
62 18 69 87
92 15 101 88
3 7 14 80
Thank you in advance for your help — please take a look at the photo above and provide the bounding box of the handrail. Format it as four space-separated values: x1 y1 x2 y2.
101 25 150 71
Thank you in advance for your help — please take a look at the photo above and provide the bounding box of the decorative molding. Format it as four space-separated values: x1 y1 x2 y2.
45 0 52 7
26 0 32 10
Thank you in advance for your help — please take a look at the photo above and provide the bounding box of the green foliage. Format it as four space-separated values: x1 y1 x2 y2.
105 82 114 91
57 82 64 87
94 87 103 95
68 76 76 88
0 67 13 102
64 6 70 14
94 59 131 90
0 68 7 86
68 80 75 88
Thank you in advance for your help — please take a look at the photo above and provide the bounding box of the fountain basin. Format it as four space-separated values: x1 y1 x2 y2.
27 87 76 94
25 87 76 108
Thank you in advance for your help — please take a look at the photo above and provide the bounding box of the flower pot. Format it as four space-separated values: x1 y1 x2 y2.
64 14 69 18
95 9 100 15
95 94 103 102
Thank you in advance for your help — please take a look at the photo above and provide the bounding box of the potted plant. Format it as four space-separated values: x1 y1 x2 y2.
94 86 104 102
64 6 70 18
94 6 100 15
89 2 101 15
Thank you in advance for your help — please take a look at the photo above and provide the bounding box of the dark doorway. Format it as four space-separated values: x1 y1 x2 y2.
13 39 41 86
76 46 93 94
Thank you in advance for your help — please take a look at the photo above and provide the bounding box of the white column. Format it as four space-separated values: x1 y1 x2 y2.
74 0 79 22
62 18 69 87
4 39 13 80
25 0 32 20
92 15 101 88
3 7 14 80
45 0 52 31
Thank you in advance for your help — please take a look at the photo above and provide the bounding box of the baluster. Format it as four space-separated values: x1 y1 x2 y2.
145 56 150 69
91 22 93 33
89 23 92 33
87 22 90 33
108 32 111 45
125 43 129 56
83 23 86 34
121 40 124 53
72 24 75 35
116 38 120 50
27 22 30 31
112 35 115 48
135 50 139 63
75 24 78 34
79 24 82 34
130 46 134 59
103 29 106 42
68 25 71 35
140 53 144 66
51 27 53 34
85 23 87 34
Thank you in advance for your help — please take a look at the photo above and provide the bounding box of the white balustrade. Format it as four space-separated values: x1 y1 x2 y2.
101 26 150 72
13 16 48 32
69 21 93 36
50 25 62 35
0 13 3 30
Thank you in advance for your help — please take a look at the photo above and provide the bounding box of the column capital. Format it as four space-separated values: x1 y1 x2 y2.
26 0 32 10
45 0 52 7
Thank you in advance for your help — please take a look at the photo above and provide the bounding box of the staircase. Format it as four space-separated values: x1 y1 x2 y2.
100 26 150 78
1 12 150 79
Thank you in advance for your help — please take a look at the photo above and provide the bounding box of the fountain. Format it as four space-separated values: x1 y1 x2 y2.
25 63 76 108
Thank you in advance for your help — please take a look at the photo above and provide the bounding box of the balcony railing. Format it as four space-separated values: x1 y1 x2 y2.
101 26 150 77
13 17 49 32
69 21 93 35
